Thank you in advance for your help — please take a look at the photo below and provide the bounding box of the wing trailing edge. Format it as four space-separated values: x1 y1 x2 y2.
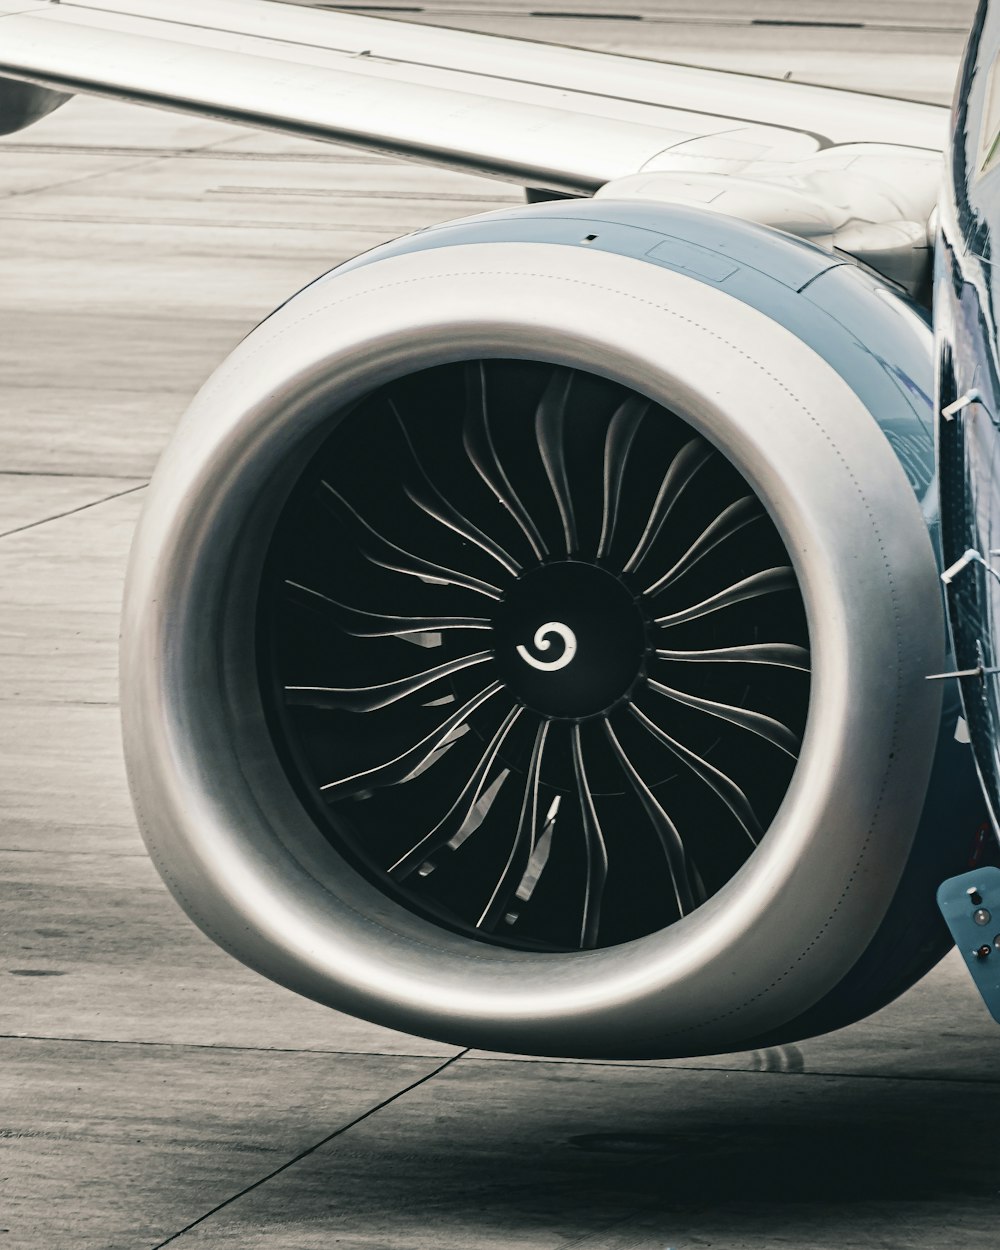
0 0 946 194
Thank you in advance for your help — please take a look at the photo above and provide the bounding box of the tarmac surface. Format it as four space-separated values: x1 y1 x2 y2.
3 1 1000 1247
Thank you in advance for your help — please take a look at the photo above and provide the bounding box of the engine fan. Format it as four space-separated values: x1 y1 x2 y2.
263 357 808 954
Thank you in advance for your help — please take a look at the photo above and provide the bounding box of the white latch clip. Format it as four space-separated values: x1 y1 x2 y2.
942 389 982 421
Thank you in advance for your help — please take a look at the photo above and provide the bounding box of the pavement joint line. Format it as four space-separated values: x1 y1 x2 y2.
2 853 147 861
451 1054 1000 1085
558 1205 678 1249
0 210 404 231
0 698 120 706
0 151 177 203
209 184 516 200
149 1047 471 1248
313 5 965 32
0 469 146 479
0 1032 465 1058
0 124 278 205
0 480 147 540
0 380 213 393
0 143 392 163
0 845 146 855
3 1031 999 1085
0 117 305 207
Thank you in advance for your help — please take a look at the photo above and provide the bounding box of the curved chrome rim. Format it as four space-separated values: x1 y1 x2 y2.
259 358 810 952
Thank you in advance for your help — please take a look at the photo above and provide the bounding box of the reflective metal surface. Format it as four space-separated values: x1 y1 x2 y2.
936 0 1000 829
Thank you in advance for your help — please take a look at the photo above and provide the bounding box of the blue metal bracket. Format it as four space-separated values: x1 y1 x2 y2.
937 866 1000 1024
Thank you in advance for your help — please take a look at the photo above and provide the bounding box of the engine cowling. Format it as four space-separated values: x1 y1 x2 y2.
121 201 985 1059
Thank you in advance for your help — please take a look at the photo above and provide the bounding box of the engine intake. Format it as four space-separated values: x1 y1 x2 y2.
263 357 809 954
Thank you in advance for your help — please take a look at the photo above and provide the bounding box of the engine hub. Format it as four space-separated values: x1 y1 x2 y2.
492 561 647 719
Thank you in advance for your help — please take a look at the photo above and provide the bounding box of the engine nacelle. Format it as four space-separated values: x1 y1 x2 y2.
122 201 984 1058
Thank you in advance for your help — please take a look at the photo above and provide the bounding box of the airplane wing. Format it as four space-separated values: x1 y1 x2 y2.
0 0 947 196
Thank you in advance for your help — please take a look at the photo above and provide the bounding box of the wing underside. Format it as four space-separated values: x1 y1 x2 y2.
0 0 946 194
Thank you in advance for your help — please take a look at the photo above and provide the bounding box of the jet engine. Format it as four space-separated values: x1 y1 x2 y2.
121 200 985 1058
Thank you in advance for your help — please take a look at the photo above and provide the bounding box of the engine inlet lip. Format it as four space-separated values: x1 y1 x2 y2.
121 242 942 1056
